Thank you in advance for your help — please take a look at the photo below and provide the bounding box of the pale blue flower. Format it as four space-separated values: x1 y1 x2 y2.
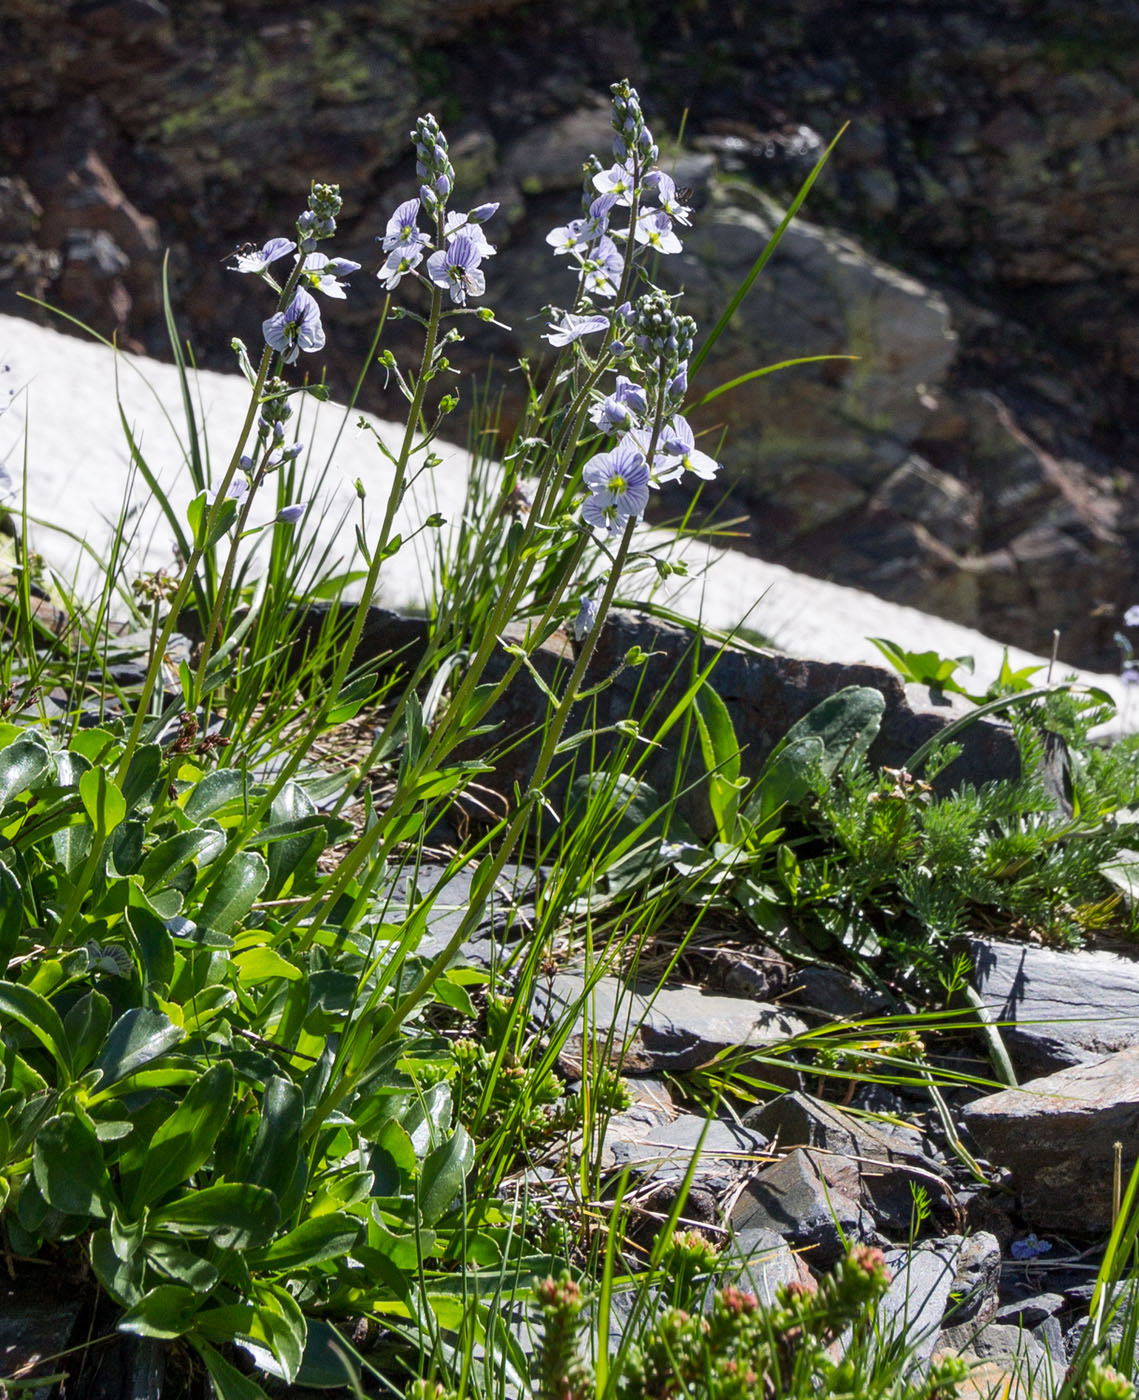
1010 1233 1052 1261
589 376 648 432
578 234 624 299
573 596 599 640
593 160 638 206
277 502 305 524
582 440 650 533
425 234 485 304
378 244 425 290
444 210 496 259
1123 665 1139 687
263 287 325 363
626 425 684 484
299 252 360 299
1125 604 1139 628
543 312 609 347
230 237 296 274
661 415 721 480
645 170 692 225
634 209 683 254
206 473 250 506
381 198 429 255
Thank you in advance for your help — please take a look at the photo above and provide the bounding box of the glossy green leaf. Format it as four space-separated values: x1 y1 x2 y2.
195 851 268 934
246 1211 363 1271
132 1059 234 1210
743 735 825 828
79 766 126 835
125 902 174 989
184 768 253 822
138 827 225 889
0 982 74 1082
194 1340 270 1400
62 990 112 1076
145 1238 220 1293
0 735 52 809
239 1077 303 1199
0 859 25 969
119 1283 201 1339
152 1181 280 1249
120 743 163 813
767 685 885 780
90 1227 145 1307
295 1320 361 1390
243 1284 306 1383
231 946 304 983
33 1111 109 1216
91 1007 182 1089
418 1124 474 1226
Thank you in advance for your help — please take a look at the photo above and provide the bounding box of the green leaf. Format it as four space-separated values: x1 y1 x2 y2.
79 766 127 835
0 860 26 972
184 769 254 822
120 744 163 813
126 902 174 989
296 1320 361 1390
743 735 825 829
231 946 304 983
138 827 225 889
242 1284 307 1383
418 1124 474 1226
91 1008 182 1089
195 851 268 934
0 982 74 1082
62 990 112 1076
152 1182 280 1249
33 1111 109 1216
119 1284 201 1340
132 1060 235 1210
326 671 379 727
768 685 885 779
194 1341 270 1400
239 1077 303 1199
90 1226 145 1307
262 781 317 899
246 1212 363 1271
694 682 745 843
187 490 239 549
0 735 52 809
145 1238 220 1293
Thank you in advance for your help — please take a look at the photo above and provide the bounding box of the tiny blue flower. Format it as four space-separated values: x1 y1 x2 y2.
277 502 306 524
444 210 496 259
263 287 325 364
578 234 624 299
661 415 721 480
1123 665 1139 687
589 376 648 432
645 170 693 226
582 440 651 533
381 198 429 255
1125 604 1139 628
378 245 425 290
230 237 296 274
634 209 683 254
543 312 610 347
299 252 361 299
1010 1233 1052 1261
573 596 599 641
425 234 485 304
593 161 638 206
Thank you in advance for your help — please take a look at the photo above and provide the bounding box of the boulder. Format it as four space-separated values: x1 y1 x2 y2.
730 1148 878 1270
968 937 1139 1078
961 1047 1139 1235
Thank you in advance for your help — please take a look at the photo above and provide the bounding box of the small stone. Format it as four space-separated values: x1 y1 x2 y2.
730 1148 877 1270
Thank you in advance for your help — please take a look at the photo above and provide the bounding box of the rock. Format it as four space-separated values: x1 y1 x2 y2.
597 1110 769 1193
995 1294 1066 1329
453 609 1023 838
743 1091 951 1233
382 859 543 966
875 1240 965 1367
968 937 1139 1078
961 1047 1139 1235
730 1148 878 1270
0 1271 85 1400
536 973 809 1078
725 1226 814 1304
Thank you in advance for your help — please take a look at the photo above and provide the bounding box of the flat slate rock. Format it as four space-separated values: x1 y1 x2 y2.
381 860 543 966
969 937 1139 1077
597 1110 769 1190
743 1090 950 1231
730 1147 878 1270
535 973 809 1076
962 1045 1139 1234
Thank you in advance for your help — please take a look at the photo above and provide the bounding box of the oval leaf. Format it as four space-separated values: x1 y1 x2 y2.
132 1059 235 1211
196 851 268 934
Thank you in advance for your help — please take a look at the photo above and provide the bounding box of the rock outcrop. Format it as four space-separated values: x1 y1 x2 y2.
3 0 1138 666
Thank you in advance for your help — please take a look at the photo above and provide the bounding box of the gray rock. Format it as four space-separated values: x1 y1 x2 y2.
969 937 1139 1078
876 1240 965 1367
730 1148 878 1271
945 1231 1002 1328
0 1273 85 1400
382 859 542 966
535 973 808 1077
743 1091 950 1232
995 1293 1066 1329
725 1226 814 1305
961 1047 1139 1235
598 1111 769 1192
